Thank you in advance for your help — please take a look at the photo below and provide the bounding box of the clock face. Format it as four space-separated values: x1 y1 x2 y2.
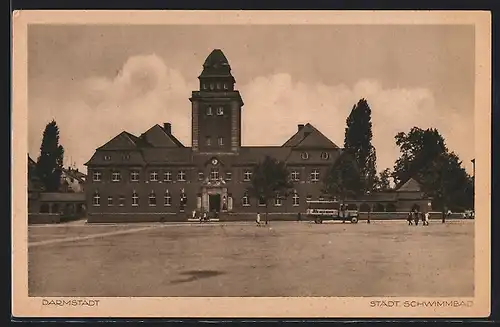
211 159 218 165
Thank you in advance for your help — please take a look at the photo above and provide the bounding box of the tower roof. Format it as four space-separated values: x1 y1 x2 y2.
199 49 233 78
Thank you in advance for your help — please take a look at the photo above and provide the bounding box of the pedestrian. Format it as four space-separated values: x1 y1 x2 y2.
256 212 262 226
297 212 302 222
407 212 413 225
424 211 430 226
414 211 420 226
367 210 371 224
202 211 208 223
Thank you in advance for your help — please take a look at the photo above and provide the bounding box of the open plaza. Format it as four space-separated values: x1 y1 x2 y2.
28 218 474 297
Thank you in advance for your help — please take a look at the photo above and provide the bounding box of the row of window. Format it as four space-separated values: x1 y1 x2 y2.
301 152 330 160
205 106 225 116
92 191 308 207
201 82 230 91
205 136 225 146
92 169 322 183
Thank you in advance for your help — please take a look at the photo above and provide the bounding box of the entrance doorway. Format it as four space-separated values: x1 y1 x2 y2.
209 194 221 212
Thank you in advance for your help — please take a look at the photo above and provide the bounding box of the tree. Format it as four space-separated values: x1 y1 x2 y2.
247 156 294 225
36 120 65 192
392 126 473 212
322 151 363 214
373 168 392 192
392 127 447 186
344 98 377 192
418 152 474 213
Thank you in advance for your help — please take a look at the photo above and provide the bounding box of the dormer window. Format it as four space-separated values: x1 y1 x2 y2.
206 106 213 116
216 106 224 116
210 83 214 90
223 83 228 90
321 152 329 160
301 152 309 160
216 82 221 90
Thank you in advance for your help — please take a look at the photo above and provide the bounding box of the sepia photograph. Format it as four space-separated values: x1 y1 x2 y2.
12 10 491 318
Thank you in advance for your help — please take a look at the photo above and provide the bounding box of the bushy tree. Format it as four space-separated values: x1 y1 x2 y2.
247 156 294 225
344 98 377 192
322 151 363 205
36 120 64 192
373 168 392 191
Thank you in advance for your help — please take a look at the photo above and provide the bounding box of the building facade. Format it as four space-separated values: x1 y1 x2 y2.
84 49 429 223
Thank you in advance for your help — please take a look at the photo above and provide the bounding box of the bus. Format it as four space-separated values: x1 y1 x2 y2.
305 200 359 224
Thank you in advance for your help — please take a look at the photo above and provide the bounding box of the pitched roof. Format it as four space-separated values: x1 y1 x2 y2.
199 49 233 78
282 123 339 149
396 178 422 192
140 124 185 148
84 150 147 166
62 168 86 183
96 131 151 151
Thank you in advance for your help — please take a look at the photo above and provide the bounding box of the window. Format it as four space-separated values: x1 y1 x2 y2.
274 193 282 206
306 195 312 201
206 136 211 146
93 171 101 182
223 83 228 90
258 197 266 206
210 168 219 180
301 152 309 160
198 171 205 181
130 170 139 182
92 191 100 206
321 152 329 160
291 170 300 181
243 170 252 181
293 192 300 206
217 106 224 115
178 170 186 182
119 195 125 206
149 190 156 206
112 171 121 182
150 171 158 182
210 83 214 90
132 191 139 207
216 82 221 90
311 169 320 182
242 193 250 206
206 106 213 116
202 83 207 90
103 155 111 161
225 172 232 181
122 153 130 160
218 137 224 146
164 171 172 182
164 190 172 206
107 196 113 206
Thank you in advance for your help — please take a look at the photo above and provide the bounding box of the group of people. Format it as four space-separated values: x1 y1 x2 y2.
407 210 430 226
192 209 218 223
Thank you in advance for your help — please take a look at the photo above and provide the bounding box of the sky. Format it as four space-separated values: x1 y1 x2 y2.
28 24 475 175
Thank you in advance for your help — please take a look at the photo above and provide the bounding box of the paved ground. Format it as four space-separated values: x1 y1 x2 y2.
28 220 474 297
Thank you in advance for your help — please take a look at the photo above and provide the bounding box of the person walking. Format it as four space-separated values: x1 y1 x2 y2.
256 212 262 226
424 211 430 226
407 212 413 225
297 212 302 222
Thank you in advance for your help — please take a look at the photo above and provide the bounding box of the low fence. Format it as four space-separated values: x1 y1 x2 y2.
357 211 467 220
28 213 61 225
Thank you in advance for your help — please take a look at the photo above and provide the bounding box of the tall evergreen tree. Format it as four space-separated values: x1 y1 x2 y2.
344 98 377 192
322 152 363 204
36 120 65 192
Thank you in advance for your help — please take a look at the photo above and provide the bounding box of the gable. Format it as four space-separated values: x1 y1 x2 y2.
282 123 339 149
97 131 144 150
141 125 183 148
397 178 422 192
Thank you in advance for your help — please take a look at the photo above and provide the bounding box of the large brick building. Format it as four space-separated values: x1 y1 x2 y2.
84 49 430 223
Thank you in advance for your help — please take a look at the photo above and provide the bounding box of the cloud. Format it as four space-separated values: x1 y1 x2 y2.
28 55 474 175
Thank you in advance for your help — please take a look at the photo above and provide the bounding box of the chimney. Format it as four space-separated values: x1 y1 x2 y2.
164 123 172 135
298 124 304 131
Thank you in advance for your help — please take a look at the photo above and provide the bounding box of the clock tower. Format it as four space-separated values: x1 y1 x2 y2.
190 49 244 154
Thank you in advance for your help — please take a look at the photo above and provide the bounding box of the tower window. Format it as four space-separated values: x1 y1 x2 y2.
217 106 224 115
206 136 211 146
223 83 228 90
210 83 214 90
216 82 221 90
218 137 224 146
202 83 207 90
206 106 213 116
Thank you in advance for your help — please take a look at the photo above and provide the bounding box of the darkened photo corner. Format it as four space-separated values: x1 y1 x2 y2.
27 24 475 297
